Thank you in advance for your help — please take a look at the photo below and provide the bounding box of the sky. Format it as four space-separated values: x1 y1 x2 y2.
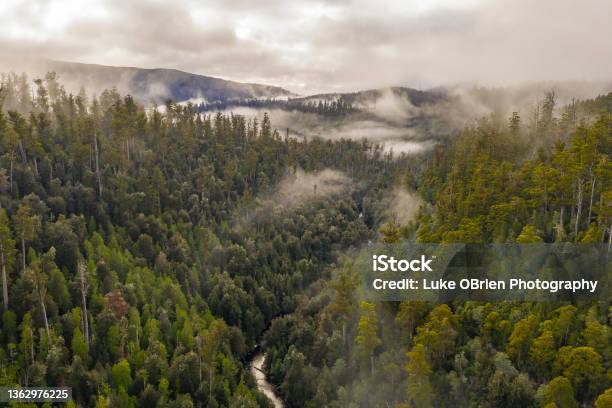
1 0 611 94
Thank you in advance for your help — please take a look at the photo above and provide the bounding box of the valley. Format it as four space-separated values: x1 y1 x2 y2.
0 65 610 407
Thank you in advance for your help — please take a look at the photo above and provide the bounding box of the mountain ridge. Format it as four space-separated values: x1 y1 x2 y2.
0 57 297 104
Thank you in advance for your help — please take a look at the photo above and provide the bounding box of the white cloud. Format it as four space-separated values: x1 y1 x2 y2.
0 0 610 94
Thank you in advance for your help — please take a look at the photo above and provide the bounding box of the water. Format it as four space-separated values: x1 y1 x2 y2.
250 352 284 408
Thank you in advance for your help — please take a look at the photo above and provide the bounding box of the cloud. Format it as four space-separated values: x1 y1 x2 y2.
388 188 424 225
0 0 611 94
272 169 352 208
219 106 436 156
234 168 353 227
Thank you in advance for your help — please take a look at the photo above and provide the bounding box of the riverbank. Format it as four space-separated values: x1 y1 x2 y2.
250 352 284 408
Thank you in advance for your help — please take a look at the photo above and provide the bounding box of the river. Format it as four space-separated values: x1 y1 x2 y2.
250 352 284 408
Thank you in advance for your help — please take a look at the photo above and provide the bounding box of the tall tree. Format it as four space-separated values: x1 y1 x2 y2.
26 248 55 340
13 204 39 272
355 301 381 375
542 376 577 408
328 265 357 344
0 208 15 310
78 260 90 346
199 319 227 402
405 343 434 408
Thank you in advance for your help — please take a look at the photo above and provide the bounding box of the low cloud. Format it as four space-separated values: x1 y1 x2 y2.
235 168 352 227
273 169 352 207
217 77 612 157
1 0 611 94
388 188 424 225
221 106 436 156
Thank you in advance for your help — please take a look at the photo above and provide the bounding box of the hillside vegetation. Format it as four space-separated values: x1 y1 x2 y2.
0 74 610 407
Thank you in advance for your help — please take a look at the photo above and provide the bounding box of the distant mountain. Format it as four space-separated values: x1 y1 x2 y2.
194 86 448 121
2 58 610 118
0 58 296 104
294 86 446 108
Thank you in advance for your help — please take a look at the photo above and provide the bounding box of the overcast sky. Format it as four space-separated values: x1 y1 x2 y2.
1 0 611 94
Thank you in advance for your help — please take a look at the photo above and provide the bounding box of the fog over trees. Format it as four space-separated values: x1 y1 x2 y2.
0 70 609 407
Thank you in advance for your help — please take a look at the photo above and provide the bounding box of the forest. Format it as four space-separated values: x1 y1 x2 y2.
195 97 357 117
0 71 610 408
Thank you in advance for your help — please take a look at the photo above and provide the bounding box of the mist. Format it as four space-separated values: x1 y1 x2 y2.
388 188 424 225
217 80 612 157
2 0 611 94
271 169 352 208
233 168 353 229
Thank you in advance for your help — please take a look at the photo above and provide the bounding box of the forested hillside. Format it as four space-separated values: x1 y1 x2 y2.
0 61 294 106
262 93 612 408
0 73 610 408
0 73 406 407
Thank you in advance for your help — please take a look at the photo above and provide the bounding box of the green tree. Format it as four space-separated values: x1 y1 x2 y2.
551 305 576 346
507 315 538 368
509 112 521 135
581 321 610 361
395 301 429 341
328 266 357 344
557 347 605 401
581 223 603 243
413 304 458 365
529 324 556 380
380 218 401 243
13 204 40 272
19 313 35 365
516 225 543 243
71 327 88 363
112 359 132 391
355 301 381 375
405 343 434 408
198 319 227 402
0 208 15 310
542 377 577 408
595 388 612 408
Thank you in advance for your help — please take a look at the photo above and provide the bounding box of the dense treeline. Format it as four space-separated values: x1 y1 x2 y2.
417 93 611 244
0 71 610 408
0 72 405 407
262 93 612 407
195 97 357 117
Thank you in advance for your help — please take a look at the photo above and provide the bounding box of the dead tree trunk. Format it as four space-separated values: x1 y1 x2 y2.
18 141 27 163
9 152 14 193
1 241 8 310
574 180 583 236
587 175 596 224
94 135 103 195
21 233 26 272
41 291 50 339
79 261 90 345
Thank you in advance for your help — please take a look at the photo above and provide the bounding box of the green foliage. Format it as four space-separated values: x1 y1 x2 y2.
508 315 539 368
0 208 16 310
71 327 88 363
0 75 610 408
594 387 612 408
413 304 458 366
379 218 402 243
516 225 543 243
405 343 434 408
542 376 577 408
112 359 132 391
260 93 611 407
529 324 556 380
555 347 606 401
0 73 394 406
355 301 381 374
